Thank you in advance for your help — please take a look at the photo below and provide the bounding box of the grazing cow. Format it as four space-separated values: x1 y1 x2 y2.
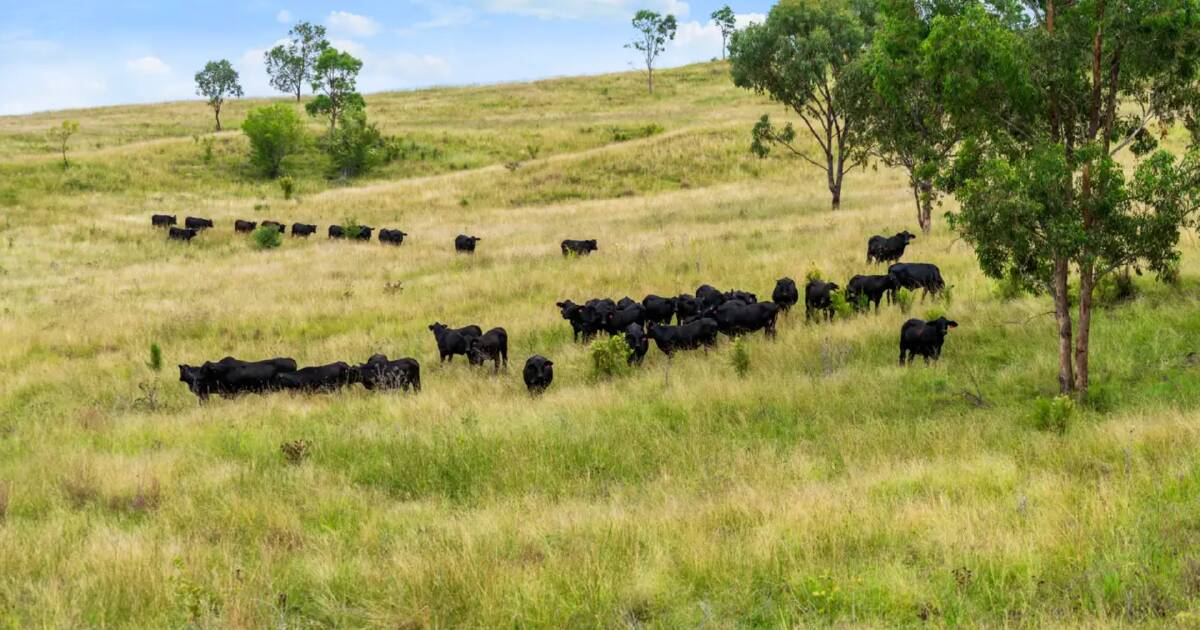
262 220 285 233
899 317 959 365
178 356 297 400
328 225 346 239
468 327 509 372
379 229 407 245
674 293 699 324
847 274 897 313
277 362 358 392
805 280 841 322
696 284 726 311
646 318 720 356
429 322 483 363
642 295 677 325
556 300 587 342
353 226 374 241
291 223 316 237
234 220 257 233
605 303 645 334
772 278 799 313
523 355 554 395
868 231 916 264
561 239 598 256
888 263 945 300
455 235 481 253
711 301 782 337
185 217 214 230
624 323 649 365
356 354 421 392
617 296 638 310
151 214 176 228
168 227 197 242
581 298 617 339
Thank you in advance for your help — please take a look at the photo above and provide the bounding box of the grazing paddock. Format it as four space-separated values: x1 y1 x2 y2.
1 62 1200 627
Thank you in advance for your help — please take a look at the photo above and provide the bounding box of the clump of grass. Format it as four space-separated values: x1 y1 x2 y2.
730 336 751 378
940 284 955 305
0 481 9 523
590 335 632 378
109 477 162 514
805 268 823 283
147 342 162 372
608 123 664 142
343 217 364 240
252 225 282 250
924 308 946 322
61 465 99 509
281 440 311 465
895 288 915 314
199 136 215 163
1031 396 1074 434
279 176 295 200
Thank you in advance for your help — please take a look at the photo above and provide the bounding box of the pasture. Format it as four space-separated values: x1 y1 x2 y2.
2 62 1200 627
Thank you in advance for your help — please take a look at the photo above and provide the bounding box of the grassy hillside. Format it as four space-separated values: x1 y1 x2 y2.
2 62 1200 628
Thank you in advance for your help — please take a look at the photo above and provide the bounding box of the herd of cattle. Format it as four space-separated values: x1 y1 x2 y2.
169 215 959 401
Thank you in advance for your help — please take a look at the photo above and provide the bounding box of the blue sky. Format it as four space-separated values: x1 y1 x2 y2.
0 1 771 115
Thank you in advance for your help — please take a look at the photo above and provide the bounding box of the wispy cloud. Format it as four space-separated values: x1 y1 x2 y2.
276 9 293 23
327 11 381 37
126 56 171 76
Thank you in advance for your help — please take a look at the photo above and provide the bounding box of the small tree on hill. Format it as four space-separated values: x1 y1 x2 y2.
626 10 677 95
47 120 79 169
194 60 243 131
265 21 330 101
306 48 364 131
324 105 384 178
711 6 736 60
729 0 875 210
241 103 305 178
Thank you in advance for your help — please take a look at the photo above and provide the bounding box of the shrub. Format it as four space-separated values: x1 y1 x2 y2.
200 136 215 163
609 123 664 142
241 103 306 178
895 288 914 314
252 225 282 249
924 308 946 322
342 217 363 240
730 336 751 378
1031 396 1074 434
993 273 1028 301
830 290 854 320
279 176 295 200
853 292 870 312
590 335 632 378
324 106 383 178
147 343 162 372
1096 271 1136 305
804 268 823 283
1158 259 1181 286
281 439 311 465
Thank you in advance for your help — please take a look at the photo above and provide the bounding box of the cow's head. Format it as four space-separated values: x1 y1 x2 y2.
428 322 447 334
900 230 916 243
932 317 959 334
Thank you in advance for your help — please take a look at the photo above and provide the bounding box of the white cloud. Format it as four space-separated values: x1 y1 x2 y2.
126 56 171 76
666 12 766 65
327 11 381 37
276 9 293 23
469 0 688 20
0 62 109 115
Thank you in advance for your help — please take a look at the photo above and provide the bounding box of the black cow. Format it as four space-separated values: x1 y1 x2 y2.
805 280 840 322
262 221 285 233
624 323 649 365
429 322 483 363
616 296 638 310
356 354 421 392
151 214 176 228
523 355 554 395
379 229 408 245
455 235 481 253
723 290 758 304
888 263 945 300
468 327 509 372
868 231 916 264
646 318 719 356
696 284 726 311
605 303 645 334
185 217 214 230
168 227 197 242
711 301 781 338
328 225 346 239
846 274 896 313
674 293 699 324
556 300 587 342
277 362 358 392
179 357 297 400
292 223 317 237
772 278 799 313
234 220 257 233
353 226 374 241
899 317 959 365
581 298 617 339
561 239 598 256
642 295 677 325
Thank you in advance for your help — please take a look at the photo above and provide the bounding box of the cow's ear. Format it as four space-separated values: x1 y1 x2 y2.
948 321 959 329
545 360 554 367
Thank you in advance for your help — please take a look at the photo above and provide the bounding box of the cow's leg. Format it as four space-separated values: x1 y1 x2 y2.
899 348 907 366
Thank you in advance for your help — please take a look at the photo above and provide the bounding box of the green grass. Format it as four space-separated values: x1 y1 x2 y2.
1 61 1200 627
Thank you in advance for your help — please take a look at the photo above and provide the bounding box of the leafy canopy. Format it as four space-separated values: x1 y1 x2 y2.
264 21 329 100
305 48 364 129
241 103 306 178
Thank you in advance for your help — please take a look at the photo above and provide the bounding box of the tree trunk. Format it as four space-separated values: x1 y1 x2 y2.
214 105 222 132
647 66 654 95
1074 265 1095 399
721 36 727 61
1053 257 1074 395
914 180 933 234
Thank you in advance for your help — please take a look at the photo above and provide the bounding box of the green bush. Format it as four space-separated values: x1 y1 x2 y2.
252 225 282 249
324 106 383 178
342 217 363 240
279 176 295 200
590 335 632 378
608 123 664 142
147 343 162 372
730 337 751 378
924 308 946 322
804 268 823 283
1031 396 1074 434
1158 259 1181 286
993 273 1028 301
1096 271 1136 305
830 290 854 320
895 288 915 314
241 103 306 178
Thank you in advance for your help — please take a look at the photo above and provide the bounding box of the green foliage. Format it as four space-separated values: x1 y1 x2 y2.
992 273 1029 302
853 291 869 312
46 120 79 169
252 225 283 249
381 136 443 163
804 268 823 283
711 5 737 60
1031 396 1074 435
280 439 311 464
147 343 162 372
589 335 632 379
730 336 750 378
323 106 384 178
241 103 306 178
829 290 854 320
264 21 329 101
193 60 243 131
278 176 295 200
625 10 678 94
305 48 364 129
199 136 215 163
894 288 914 314
1095 272 1137 306
608 123 664 142
342 217 364 240
923 308 945 322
